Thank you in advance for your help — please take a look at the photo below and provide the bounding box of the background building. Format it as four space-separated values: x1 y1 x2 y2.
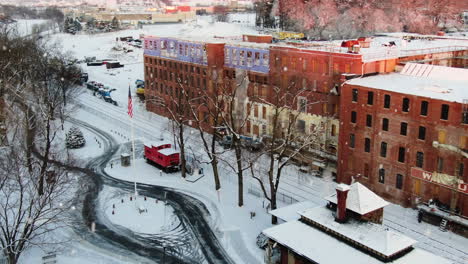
338 63 468 217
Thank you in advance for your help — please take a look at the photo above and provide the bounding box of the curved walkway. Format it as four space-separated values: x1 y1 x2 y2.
70 118 235 264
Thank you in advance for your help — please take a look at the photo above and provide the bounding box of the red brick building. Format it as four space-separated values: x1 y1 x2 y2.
338 63 468 216
143 35 400 165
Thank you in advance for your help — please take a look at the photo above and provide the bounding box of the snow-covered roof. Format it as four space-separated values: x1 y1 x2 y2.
347 64 468 103
299 206 415 257
263 219 451 264
325 182 389 215
151 140 173 147
158 148 178 156
401 63 468 82
269 201 315 222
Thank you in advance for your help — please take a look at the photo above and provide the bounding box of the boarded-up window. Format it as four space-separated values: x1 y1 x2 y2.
438 130 446 144
253 125 259 136
364 163 369 178
460 136 467 150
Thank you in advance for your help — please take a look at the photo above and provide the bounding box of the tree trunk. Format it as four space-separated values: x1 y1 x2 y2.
271 191 278 224
212 157 221 190
178 122 186 178
234 141 243 207
7 252 18 264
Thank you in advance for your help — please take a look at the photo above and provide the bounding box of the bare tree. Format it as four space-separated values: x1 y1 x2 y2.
0 25 81 263
147 73 191 178
218 70 257 207
250 79 325 224
186 75 224 191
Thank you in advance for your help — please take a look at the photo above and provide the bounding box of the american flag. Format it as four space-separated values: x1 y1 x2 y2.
127 86 133 118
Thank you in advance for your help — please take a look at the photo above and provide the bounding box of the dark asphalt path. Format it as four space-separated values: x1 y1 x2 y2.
69 118 235 264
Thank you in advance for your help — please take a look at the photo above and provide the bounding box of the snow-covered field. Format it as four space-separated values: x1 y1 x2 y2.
16 16 468 264
100 186 178 235
10 19 52 36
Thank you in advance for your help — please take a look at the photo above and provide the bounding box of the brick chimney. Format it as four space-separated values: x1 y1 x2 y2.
335 183 350 223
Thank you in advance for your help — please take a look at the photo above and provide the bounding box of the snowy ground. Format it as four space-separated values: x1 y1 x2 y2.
10 19 53 36
17 16 468 264
100 186 178 235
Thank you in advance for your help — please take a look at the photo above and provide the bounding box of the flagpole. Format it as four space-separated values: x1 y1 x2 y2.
129 85 137 197
131 113 137 197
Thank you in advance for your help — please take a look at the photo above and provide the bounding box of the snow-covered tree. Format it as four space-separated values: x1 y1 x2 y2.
65 126 85 149
0 25 81 264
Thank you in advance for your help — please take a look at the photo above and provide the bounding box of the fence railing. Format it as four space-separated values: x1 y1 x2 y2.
399 45 468 58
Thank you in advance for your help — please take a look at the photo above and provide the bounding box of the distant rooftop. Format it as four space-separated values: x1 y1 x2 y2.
347 63 468 103
145 33 468 62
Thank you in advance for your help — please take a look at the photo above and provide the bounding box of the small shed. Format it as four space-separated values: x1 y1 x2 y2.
121 153 130 167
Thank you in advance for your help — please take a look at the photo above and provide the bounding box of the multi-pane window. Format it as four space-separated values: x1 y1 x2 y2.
366 115 373 127
398 147 406 163
441 104 449 120
400 122 408 136
402 98 410 112
365 138 371 153
420 101 428 116
384 94 391 109
367 91 374 105
352 89 358 102
418 126 426 140
396 174 403 190
351 111 357 123
379 168 385 183
416 152 424 168
380 142 387 158
382 118 389 131
349 134 355 148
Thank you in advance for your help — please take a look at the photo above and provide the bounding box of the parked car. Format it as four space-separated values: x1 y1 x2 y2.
106 61 124 69
87 60 103 66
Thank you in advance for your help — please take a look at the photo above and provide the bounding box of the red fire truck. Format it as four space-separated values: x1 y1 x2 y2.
144 140 180 172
